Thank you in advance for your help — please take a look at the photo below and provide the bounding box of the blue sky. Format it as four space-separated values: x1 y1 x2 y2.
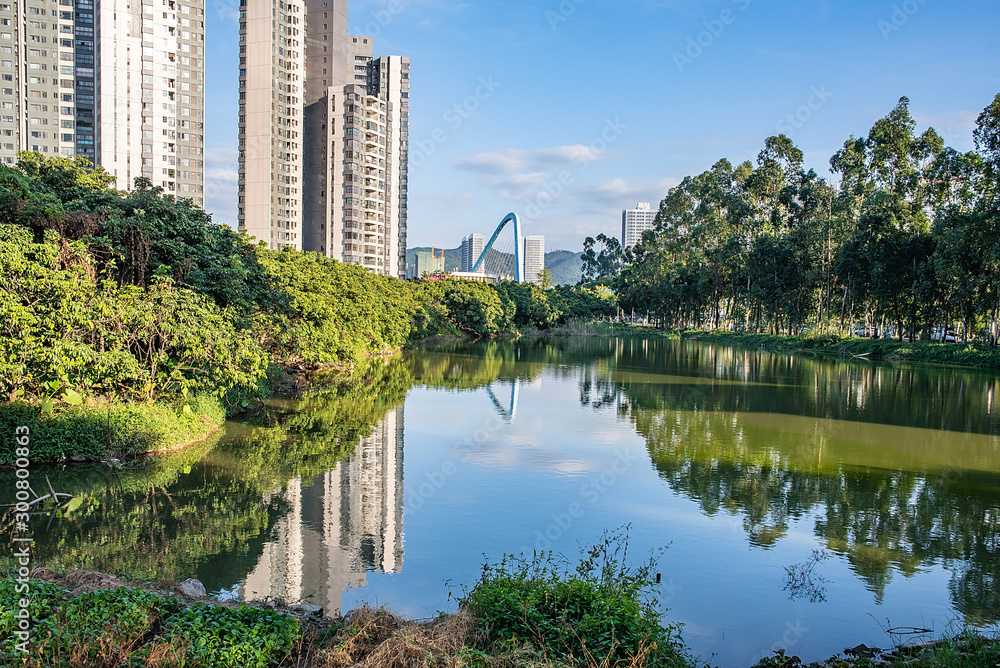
203 0 1000 252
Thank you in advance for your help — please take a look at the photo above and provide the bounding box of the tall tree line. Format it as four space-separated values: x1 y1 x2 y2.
614 94 1000 343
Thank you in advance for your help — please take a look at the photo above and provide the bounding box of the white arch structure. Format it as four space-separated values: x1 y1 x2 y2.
470 212 523 283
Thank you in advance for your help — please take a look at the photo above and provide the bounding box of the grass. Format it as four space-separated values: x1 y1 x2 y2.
0 577 298 667
458 527 692 668
0 393 225 464
683 330 1000 370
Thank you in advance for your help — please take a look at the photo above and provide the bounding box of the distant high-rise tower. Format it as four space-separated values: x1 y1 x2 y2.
0 0 205 202
461 233 485 272
239 0 409 275
237 0 305 250
523 234 544 285
621 202 655 250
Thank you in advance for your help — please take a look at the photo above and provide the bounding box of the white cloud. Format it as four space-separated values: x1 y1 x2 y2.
203 146 239 229
455 144 614 175
454 144 621 203
455 148 532 174
586 177 677 209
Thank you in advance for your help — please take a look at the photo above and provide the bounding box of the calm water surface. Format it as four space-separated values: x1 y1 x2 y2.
5 338 1000 667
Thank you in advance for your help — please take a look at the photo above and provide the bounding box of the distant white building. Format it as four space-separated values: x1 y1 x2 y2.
461 233 485 273
622 202 655 249
523 234 545 285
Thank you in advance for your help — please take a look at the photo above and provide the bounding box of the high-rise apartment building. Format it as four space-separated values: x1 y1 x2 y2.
0 0 205 203
621 202 655 249
523 234 544 285
460 233 484 272
238 0 305 250
239 0 409 276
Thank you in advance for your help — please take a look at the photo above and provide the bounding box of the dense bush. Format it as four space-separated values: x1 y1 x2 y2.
158 603 300 668
0 578 299 667
414 279 516 337
0 393 224 463
0 154 418 431
255 248 415 364
0 223 269 405
461 527 690 667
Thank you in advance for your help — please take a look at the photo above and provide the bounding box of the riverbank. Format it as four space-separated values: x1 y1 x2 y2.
531 318 681 338
2 569 996 668
3 530 697 668
0 394 226 466
684 330 1000 370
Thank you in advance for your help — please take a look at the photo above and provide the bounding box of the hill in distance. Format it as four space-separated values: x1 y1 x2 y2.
406 247 583 286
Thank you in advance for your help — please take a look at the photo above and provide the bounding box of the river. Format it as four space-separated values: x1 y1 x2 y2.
4 337 1000 667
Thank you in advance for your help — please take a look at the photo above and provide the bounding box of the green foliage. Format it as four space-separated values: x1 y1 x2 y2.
411 278 615 338
460 527 690 667
158 603 300 668
49 588 180 658
415 279 516 337
0 580 182 663
0 394 224 463
494 281 561 328
616 93 1000 345
0 578 66 660
0 222 270 405
582 234 623 282
255 248 415 364
0 578 297 667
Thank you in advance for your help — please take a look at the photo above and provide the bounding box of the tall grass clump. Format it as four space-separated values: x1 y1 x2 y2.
459 526 694 668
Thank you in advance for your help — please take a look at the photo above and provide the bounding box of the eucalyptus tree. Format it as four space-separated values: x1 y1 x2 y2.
580 233 623 282
608 92 1000 340
972 93 1000 344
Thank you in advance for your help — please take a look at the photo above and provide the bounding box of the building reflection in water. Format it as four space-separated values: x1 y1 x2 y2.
242 406 405 612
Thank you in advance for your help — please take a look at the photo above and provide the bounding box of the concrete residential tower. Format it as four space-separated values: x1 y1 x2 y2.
0 0 206 202
523 234 544 285
460 233 484 272
621 202 655 250
238 0 305 250
239 0 409 275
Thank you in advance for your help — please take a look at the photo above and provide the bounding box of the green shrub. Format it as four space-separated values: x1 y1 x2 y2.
415 279 515 337
0 578 66 660
46 588 180 659
0 394 225 463
460 527 691 667
158 603 300 668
